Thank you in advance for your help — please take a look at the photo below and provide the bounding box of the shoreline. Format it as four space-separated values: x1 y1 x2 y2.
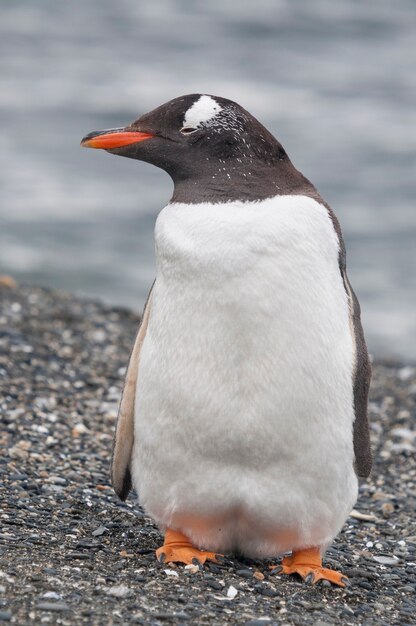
0 283 415 625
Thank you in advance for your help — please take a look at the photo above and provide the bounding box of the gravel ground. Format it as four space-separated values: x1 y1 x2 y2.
0 283 415 626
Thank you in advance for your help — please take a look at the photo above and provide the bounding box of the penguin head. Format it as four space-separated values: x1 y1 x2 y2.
80 93 316 203
81 94 285 181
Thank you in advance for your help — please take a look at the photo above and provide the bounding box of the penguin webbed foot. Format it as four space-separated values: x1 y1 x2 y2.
156 528 221 566
270 547 348 588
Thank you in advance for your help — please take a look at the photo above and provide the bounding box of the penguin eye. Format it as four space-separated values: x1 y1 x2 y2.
180 127 198 135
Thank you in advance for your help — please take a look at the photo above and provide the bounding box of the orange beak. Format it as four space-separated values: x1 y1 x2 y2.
80 128 155 149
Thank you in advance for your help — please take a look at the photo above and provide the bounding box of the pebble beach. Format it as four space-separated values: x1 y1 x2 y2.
0 282 415 625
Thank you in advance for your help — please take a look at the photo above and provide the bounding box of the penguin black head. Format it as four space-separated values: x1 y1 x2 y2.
81 94 315 203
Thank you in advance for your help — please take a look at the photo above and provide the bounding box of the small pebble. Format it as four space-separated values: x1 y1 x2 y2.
358 581 373 590
36 602 69 612
92 526 107 537
163 569 179 578
381 502 394 517
40 592 62 600
72 423 89 437
206 579 222 590
373 555 400 566
104 585 133 598
237 568 253 579
226 585 238 599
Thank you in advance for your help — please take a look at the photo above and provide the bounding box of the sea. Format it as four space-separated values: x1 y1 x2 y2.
0 0 415 359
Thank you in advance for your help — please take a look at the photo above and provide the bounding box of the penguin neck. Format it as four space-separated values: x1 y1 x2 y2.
170 156 321 205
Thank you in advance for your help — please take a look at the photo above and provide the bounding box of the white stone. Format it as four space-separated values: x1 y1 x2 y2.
105 584 133 598
373 555 399 565
163 569 179 577
41 592 62 600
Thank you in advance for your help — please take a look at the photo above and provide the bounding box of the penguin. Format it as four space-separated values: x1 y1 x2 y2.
81 94 372 587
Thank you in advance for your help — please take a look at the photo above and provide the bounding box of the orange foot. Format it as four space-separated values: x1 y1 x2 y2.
270 547 348 588
156 528 220 565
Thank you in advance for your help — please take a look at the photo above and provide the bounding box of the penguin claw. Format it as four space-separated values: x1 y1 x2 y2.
155 545 219 566
269 548 348 588
155 529 220 566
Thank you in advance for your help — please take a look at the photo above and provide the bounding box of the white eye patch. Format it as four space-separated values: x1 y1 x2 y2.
182 95 223 130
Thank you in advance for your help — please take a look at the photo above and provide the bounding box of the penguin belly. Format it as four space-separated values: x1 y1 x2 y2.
131 195 358 558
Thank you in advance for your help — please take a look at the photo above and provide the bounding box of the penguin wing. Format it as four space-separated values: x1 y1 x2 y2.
111 283 154 500
344 273 372 478
322 202 372 478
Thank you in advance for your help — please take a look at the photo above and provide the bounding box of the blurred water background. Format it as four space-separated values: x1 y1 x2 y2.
0 0 415 359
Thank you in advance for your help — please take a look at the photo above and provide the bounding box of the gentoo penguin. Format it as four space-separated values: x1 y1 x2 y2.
81 94 372 587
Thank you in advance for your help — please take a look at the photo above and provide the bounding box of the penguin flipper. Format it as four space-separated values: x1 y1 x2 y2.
344 273 372 478
326 204 372 479
111 283 154 500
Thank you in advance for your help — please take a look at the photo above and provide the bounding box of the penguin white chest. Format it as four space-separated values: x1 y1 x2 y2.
131 195 358 558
